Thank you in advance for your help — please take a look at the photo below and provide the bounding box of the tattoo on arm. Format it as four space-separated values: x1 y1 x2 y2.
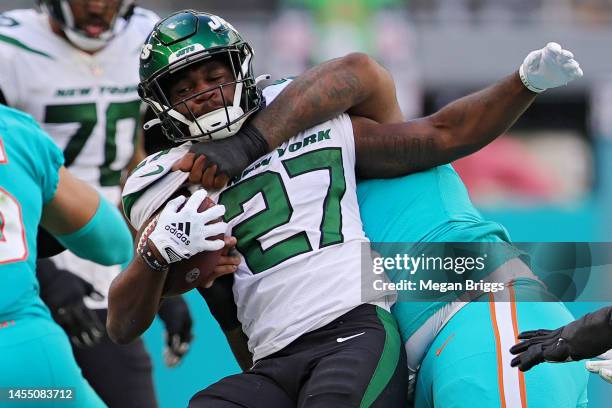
355 122 440 178
251 59 365 151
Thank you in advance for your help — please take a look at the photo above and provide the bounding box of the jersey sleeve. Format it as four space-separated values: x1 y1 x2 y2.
261 78 293 105
0 9 56 108
122 143 191 229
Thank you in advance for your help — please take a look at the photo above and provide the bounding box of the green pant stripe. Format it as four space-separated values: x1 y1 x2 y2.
360 306 401 408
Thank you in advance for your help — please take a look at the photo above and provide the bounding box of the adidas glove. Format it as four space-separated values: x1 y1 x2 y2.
519 42 583 93
148 189 227 264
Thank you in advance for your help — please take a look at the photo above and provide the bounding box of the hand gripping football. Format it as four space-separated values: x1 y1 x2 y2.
137 194 225 297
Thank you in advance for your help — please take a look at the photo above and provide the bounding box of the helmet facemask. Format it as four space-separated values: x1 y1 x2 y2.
141 44 262 144
38 0 135 51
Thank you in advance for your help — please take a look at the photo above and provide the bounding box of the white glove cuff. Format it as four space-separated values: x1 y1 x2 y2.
519 64 545 94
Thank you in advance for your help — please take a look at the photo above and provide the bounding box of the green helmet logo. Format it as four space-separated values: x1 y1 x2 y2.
138 10 263 143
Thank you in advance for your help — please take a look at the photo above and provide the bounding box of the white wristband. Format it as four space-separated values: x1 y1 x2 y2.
519 64 545 94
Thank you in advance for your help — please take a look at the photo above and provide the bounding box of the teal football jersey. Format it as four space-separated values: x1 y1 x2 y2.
0 104 64 319
357 164 511 244
357 165 514 341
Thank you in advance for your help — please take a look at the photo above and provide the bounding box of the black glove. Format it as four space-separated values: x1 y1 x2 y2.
36 259 105 348
158 296 194 367
510 306 612 371
189 122 269 181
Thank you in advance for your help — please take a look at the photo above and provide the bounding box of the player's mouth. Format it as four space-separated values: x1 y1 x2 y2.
82 23 109 37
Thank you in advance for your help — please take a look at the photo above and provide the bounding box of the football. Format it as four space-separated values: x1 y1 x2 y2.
137 195 225 297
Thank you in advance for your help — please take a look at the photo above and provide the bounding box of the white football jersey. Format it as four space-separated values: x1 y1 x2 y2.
0 8 159 308
0 7 157 201
123 81 395 360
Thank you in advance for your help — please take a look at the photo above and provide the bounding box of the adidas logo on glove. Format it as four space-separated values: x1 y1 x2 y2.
165 222 191 245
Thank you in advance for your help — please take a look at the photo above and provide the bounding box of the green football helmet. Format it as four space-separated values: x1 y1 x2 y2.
138 10 263 143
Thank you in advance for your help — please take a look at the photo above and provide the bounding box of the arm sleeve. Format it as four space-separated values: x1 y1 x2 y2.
55 194 134 266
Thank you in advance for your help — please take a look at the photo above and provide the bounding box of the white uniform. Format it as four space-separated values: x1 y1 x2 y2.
0 8 159 308
123 81 395 361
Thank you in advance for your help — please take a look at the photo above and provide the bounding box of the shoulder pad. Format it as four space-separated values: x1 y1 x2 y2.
262 78 294 105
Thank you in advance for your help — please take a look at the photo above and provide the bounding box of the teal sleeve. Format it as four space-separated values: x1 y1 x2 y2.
56 194 134 266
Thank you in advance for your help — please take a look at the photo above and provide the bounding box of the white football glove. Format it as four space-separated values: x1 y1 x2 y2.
149 189 227 264
519 42 583 93
586 358 612 384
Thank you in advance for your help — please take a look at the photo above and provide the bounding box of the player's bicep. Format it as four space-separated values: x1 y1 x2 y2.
343 54 404 124
352 115 452 178
41 166 100 235
42 167 133 265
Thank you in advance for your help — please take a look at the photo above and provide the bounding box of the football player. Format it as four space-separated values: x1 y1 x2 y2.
0 2 191 407
0 103 132 407
112 11 408 407
109 10 581 407
163 17 588 408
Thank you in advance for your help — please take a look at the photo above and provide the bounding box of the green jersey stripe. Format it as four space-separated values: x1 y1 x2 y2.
0 33 53 59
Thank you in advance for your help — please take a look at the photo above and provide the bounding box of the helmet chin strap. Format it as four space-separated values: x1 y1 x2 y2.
64 28 113 51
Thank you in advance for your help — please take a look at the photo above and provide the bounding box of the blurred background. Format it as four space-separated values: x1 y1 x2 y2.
2 0 611 406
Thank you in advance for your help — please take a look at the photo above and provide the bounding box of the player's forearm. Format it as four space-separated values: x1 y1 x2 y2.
252 53 401 150
107 257 167 344
428 71 536 155
355 72 536 178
